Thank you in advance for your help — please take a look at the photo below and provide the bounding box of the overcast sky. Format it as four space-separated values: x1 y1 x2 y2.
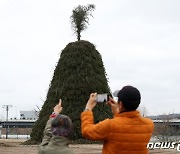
0 0 180 119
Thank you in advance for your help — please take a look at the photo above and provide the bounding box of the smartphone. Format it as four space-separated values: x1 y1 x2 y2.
96 94 109 103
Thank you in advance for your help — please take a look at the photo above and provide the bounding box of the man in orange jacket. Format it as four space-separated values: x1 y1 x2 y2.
81 85 154 154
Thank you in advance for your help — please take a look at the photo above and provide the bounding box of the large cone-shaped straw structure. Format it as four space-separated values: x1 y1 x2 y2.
30 40 112 143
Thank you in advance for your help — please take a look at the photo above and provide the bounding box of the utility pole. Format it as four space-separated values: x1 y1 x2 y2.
2 105 12 139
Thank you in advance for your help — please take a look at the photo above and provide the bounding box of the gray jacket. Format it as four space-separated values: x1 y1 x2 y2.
38 118 74 154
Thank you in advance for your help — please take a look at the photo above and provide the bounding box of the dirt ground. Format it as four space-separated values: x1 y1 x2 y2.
0 139 179 154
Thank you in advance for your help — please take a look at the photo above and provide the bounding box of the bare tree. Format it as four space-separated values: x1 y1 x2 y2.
154 114 171 141
70 4 95 41
138 105 148 117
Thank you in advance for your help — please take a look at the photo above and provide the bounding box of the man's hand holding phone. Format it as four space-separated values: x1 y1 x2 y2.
107 97 120 115
85 93 120 115
85 93 97 111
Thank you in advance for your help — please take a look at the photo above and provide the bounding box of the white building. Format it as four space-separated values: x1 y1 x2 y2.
20 110 39 120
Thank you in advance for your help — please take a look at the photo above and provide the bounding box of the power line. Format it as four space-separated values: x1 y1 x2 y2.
2 105 13 139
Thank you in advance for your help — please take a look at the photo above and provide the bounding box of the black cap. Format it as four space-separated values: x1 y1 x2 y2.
113 86 141 111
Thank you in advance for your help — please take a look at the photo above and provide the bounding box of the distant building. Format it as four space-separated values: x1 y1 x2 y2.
148 113 180 120
20 110 39 120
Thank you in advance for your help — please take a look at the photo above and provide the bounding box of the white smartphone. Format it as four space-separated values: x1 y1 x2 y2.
96 94 109 103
